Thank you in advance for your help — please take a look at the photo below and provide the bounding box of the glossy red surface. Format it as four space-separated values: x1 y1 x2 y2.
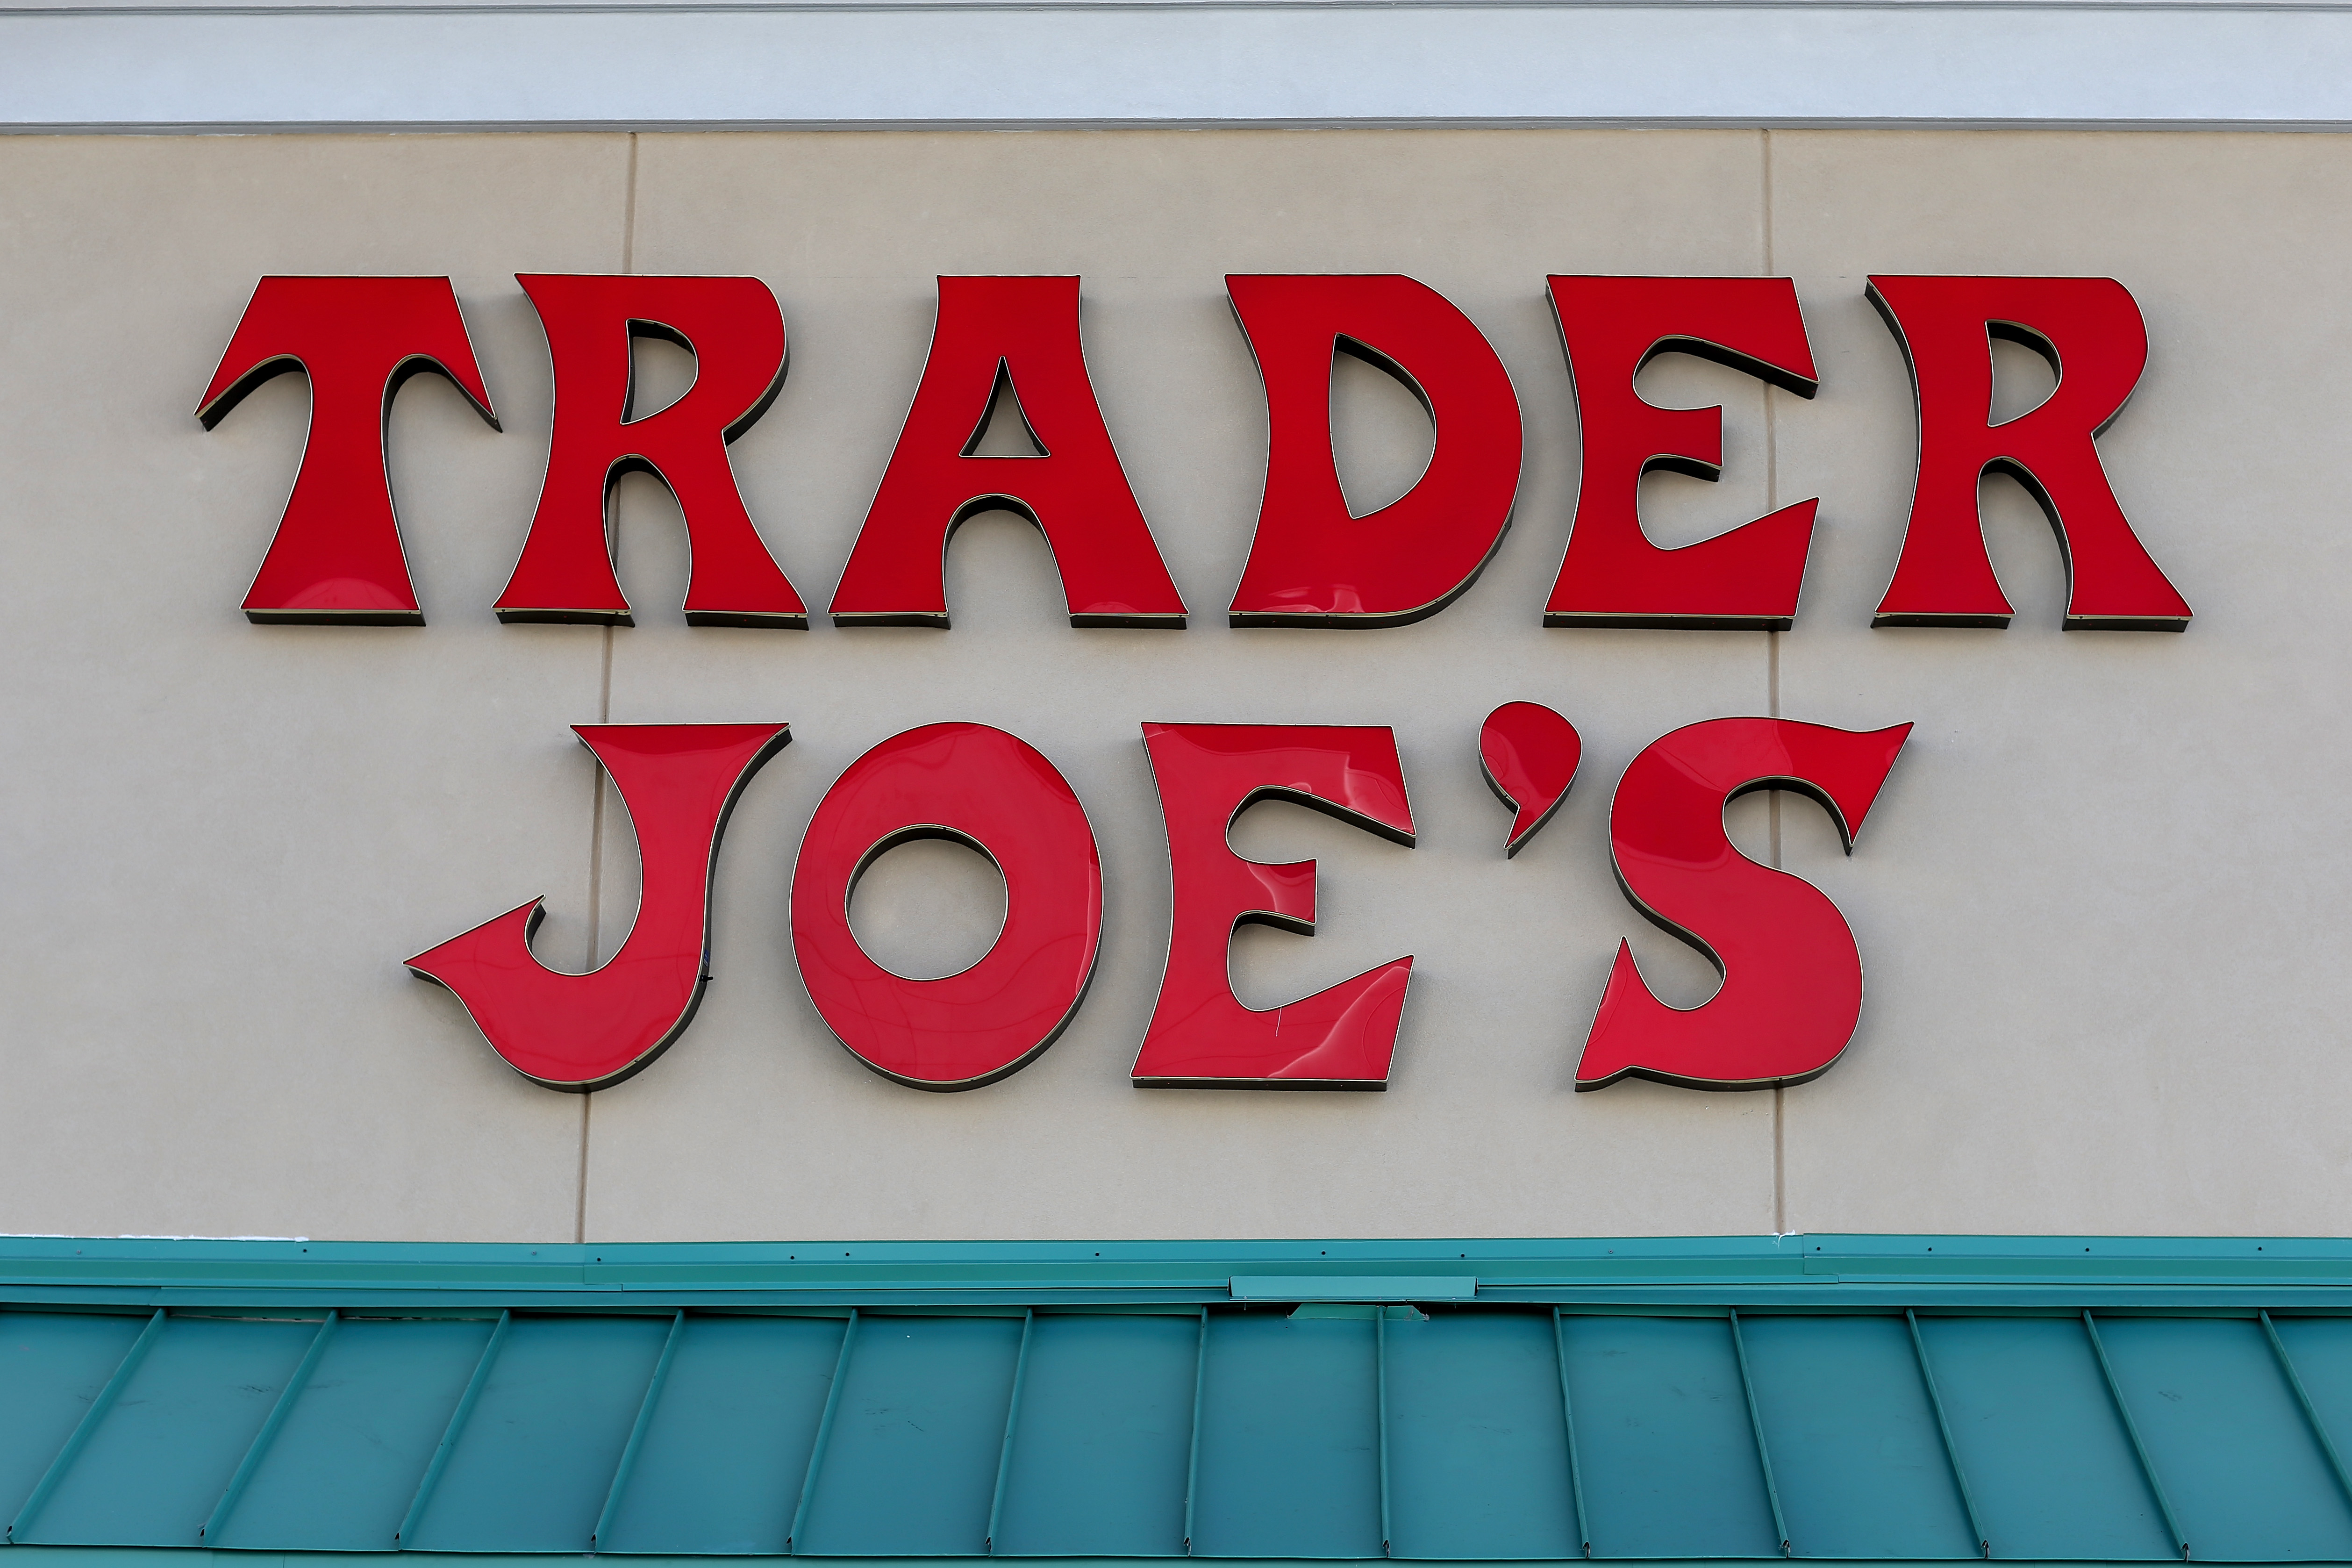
1544 276 1819 630
791 723 1102 1090
1479 702 1582 858
407 723 790 1091
1225 275 1523 627
1131 724 1416 1088
1868 275 2192 630
198 276 498 625
830 276 1187 628
1576 717 1910 1092
496 275 805 627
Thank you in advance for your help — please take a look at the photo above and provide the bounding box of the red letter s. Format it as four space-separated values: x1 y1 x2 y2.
407 723 789 1090
1577 718 1910 1091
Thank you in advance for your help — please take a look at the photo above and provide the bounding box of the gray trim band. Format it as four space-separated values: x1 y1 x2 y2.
6 1 2352 129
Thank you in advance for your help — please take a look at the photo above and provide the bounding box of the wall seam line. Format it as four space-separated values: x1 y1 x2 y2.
578 127 639 1250
1762 124 1787 1239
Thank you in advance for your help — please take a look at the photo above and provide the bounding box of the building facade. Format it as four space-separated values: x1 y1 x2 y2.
6 5 2352 1560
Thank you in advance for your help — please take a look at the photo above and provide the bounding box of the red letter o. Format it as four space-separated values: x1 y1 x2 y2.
791 723 1102 1090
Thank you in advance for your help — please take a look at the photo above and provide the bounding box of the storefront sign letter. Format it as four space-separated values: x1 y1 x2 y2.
496 274 805 627
1577 717 1909 1091
1133 723 1416 1088
791 723 1104 1089
407 723 790 1090
1869 275 2191 630
1226 275 1523 627
1544 276 1819 629
830 277 1187 628
199 276 498 625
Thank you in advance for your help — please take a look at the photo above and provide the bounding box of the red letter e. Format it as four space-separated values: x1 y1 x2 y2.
1132 724 1416 1088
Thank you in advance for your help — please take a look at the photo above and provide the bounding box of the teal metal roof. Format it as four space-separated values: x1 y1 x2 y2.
6 1238 2352 1563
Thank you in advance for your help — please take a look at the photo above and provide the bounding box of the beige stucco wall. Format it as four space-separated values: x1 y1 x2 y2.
0 128 2340 1244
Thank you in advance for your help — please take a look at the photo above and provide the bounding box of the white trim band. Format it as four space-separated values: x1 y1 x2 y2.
7 0 2352 129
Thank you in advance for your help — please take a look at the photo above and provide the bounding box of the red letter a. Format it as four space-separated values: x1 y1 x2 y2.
198 276 498 625
496 275 806 628
830 276 1186 628
1869 275 2190 630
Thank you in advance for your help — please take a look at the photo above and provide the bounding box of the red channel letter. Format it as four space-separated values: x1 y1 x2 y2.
1479 702 1582 858
407 723 789 1090
496 275 805 627
198 276 499 625
1869 275 2191 630
1576 718 1910 1092
829 277 1187 628
1132 724 1416 1088
791 723 1102 1090
1544 277 1819 629
1226 275 1523 627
